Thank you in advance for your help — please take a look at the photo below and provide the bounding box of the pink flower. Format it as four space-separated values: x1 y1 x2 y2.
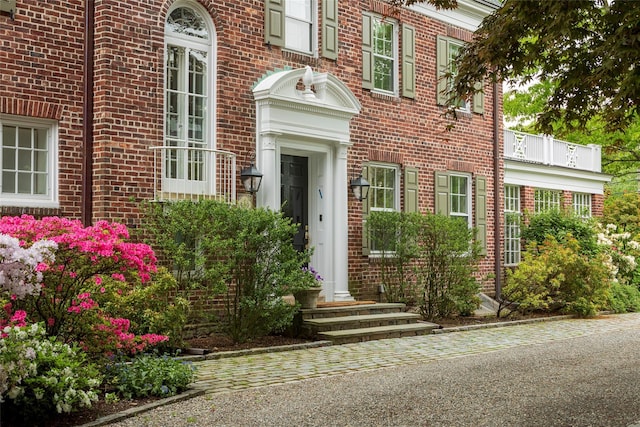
95 276 102 286
100 287 106 294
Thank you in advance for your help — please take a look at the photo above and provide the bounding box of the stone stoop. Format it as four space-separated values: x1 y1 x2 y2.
299 303 438 345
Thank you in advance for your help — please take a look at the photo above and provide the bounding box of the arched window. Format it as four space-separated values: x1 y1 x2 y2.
164 2 215 189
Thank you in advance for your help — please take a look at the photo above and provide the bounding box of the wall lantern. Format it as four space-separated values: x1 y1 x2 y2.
350 173 370 201
240 163 263 195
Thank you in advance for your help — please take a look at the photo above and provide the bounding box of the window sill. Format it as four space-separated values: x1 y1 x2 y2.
368 91 401 103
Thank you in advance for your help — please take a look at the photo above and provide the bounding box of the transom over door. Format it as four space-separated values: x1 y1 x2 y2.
281 155 308 252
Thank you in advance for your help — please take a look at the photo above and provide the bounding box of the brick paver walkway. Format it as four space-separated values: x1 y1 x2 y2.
193 313 640 394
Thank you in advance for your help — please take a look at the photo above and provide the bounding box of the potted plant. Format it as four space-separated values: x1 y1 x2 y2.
293 266 323 309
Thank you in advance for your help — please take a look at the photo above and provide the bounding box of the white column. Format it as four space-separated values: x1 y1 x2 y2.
257 132 279 210
333 141 354 301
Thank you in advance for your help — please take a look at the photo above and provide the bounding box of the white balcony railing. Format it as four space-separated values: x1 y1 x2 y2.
151 146 237 203
504 130 602 173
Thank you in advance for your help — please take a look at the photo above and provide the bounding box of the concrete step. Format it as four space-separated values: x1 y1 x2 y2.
317 322 438 345
299 303 406 320
303 312 422 333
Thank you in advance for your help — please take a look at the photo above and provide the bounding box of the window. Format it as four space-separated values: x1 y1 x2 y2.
0 116 58 208
534 189 561 213
435 172 487 254
164 3 215 194
362 15 398 95
573 193 592 218
436 36 483 113
362 163 400 255
367 163 400 212
362 13 415 98
504 185 521 266
285 0 313 53
449 174 471 227
265 0 324 56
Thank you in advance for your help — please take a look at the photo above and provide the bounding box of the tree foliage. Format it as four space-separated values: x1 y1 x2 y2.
399 0 640 134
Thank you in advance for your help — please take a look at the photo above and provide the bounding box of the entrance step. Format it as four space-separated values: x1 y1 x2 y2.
299 303 438 344
317 323 437 345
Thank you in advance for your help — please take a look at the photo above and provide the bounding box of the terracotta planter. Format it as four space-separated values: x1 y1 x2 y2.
294 287 322 309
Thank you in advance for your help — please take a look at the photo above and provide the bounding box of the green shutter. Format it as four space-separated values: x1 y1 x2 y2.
473 80 484 114
404 167 419 213
265 0 285 47
475 175 488 255
402 24 416 99
435 171 449 215
322 0 338 60
436 36 449 106
362 164 371 255
362 12 373 90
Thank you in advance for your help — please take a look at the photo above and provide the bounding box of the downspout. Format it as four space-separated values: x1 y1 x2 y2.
81 0 95 226
493 80 502 298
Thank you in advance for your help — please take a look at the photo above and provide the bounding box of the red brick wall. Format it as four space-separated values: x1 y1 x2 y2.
0 0 86 219
1 0 501 296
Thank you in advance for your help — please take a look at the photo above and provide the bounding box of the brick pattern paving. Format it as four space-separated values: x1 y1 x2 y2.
193 313 640 394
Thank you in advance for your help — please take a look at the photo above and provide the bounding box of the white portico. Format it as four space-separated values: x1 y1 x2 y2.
252 66 361 301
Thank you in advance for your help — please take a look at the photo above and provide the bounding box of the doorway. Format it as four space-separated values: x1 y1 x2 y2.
281 155 308 252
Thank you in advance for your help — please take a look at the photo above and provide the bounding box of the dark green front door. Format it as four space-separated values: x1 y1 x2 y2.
281 155 308 252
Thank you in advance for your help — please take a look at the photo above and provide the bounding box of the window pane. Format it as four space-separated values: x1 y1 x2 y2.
34 173 47 194
18 128 31 148
35 129 47 150
286 0 311 21
34 150 47 172
18 149 32 171
17 172 31 193
3 148 15 170
285 18 312 52
2 171 15 193
167 7 208 39
3 126 16 146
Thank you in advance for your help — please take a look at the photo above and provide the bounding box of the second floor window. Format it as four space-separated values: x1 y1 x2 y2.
362 13 398 95
285 0 313 53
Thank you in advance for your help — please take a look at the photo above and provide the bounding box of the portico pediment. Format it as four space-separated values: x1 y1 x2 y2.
253 66 361 117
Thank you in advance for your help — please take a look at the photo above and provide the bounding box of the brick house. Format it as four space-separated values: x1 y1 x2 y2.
0 0 608 303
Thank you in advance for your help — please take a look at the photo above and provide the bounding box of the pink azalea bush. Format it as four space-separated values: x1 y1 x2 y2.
0 215 167 356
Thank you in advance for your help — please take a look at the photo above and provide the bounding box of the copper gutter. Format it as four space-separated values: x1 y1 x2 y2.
493 80 502 298
81 0 94 226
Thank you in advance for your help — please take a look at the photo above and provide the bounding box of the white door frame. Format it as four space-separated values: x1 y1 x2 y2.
252 67 360 301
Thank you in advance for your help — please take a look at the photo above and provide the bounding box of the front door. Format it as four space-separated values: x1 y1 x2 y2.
281 155 308 252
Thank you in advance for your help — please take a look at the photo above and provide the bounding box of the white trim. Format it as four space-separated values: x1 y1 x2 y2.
449 171 472 229
0 115 59 208
505 159 611 195
253 67 360 302
409 0 496 31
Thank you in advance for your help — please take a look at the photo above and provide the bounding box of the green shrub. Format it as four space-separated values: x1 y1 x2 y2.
521 209 600 256
503 235 612 317
608 282 640 313
142 200 311 343
107 353 195 399
99 267 190 349
414 213 481 320
367 211 420 304
0 323 102 423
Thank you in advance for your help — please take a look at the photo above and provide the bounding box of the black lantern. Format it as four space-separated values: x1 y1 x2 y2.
350 174 370 201
240 163 263 195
